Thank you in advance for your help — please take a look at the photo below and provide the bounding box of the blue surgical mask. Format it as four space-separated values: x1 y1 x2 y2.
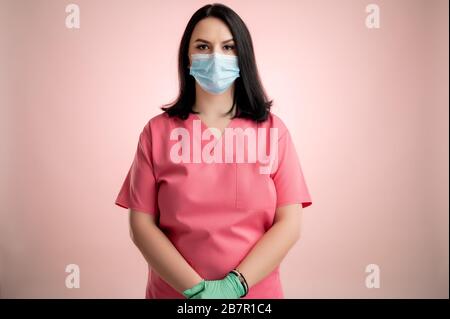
189 52 240 95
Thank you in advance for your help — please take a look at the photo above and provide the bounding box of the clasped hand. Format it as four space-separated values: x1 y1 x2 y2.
182 273 246 299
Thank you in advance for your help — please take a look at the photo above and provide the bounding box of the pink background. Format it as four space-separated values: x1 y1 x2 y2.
0 0 448 298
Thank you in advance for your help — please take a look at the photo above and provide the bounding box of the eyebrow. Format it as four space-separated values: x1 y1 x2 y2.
194 38 234 44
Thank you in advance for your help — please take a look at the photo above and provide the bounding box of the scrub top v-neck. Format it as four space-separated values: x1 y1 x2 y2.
115 111 312 299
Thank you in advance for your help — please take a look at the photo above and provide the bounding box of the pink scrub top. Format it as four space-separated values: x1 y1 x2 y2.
115 111 312 299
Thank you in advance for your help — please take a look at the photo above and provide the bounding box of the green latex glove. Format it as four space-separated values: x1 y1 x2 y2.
182 273 246 299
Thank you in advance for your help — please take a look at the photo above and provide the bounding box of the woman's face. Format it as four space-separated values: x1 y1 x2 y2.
188 17 237 67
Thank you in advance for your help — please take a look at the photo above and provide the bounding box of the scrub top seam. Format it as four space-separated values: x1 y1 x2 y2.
235 162 238 208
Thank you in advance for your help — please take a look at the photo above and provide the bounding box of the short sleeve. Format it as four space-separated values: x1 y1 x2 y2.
115 125 158 216
270 129 312 209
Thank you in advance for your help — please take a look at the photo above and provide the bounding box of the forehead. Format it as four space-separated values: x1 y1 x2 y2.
191 17 233 41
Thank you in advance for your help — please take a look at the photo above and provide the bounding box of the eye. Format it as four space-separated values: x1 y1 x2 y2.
224 44 235 51
196 44 208 50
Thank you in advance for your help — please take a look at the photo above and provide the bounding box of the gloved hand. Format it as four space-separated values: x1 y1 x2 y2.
182 273 246 299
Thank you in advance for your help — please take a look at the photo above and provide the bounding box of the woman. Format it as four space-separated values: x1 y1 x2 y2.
115 3 312 299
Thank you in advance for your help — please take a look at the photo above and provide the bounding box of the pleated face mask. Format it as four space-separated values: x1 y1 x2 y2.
189 52 240 95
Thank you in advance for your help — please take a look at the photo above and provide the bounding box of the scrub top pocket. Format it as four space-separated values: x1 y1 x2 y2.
235 161 277 213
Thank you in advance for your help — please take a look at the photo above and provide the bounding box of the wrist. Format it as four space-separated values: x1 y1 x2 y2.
229 269 249 298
